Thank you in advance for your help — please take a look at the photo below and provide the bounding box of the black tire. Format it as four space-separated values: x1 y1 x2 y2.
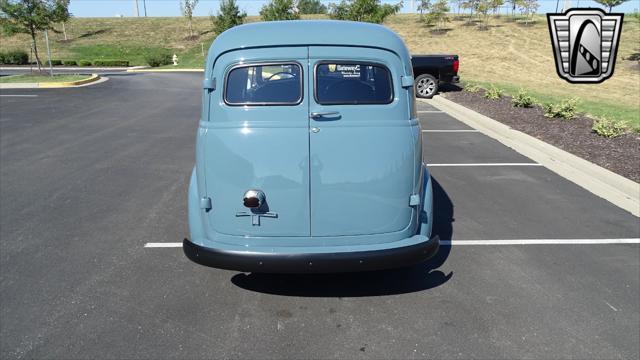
415 74 439 99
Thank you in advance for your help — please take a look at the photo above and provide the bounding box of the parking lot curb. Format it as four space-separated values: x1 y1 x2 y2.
126 68 203 73
38 74 101 88
425 96 640 217
0 74 102 89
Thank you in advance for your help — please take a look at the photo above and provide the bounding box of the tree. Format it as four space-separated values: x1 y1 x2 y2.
260 0 299 21
210 0 245 35
506 0 520 16
452 0 464 14
329 0 401 24
425 0 449 31
297 0 327 14
594 0 629 12
417 0 431 15
475 0 491 27
518 0 538 24
0 0 70 71
180 0 199 38
490 0 503 14
461 0 479 22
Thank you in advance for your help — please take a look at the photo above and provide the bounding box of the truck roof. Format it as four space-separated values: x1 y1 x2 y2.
206 20 411 71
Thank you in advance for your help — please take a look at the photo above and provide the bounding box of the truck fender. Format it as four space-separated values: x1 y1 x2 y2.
419 164 434 238
188 166 206 246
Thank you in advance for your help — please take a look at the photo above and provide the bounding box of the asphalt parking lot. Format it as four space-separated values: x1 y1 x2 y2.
1 73 638 359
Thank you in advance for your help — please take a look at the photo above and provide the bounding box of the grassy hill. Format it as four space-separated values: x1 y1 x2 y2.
1 14 638 129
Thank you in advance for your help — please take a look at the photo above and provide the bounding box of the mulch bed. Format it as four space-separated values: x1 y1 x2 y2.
443 89 640 183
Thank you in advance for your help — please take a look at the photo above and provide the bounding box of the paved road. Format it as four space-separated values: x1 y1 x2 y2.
1 73 638 359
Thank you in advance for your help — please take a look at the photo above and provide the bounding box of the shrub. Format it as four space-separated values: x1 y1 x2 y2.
63 60 77 66
512 89 536 108
484 85 503 100
0 50 29 65
464 84 481 93
49 59 63 66
92 59 130 67
544 98 578 119
592 117 627 138
79 60 92 66
144 52 172 67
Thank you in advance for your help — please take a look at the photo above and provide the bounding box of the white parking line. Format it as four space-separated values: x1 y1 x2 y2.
144 238 640 248
145 242 182 248
422 130 479 133
0 94 38 97
428 163 542 167
442 239 640 245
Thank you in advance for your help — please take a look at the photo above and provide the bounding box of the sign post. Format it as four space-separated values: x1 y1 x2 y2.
44 30 53 77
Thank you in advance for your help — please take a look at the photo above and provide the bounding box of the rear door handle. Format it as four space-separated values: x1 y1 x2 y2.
310 111 340 119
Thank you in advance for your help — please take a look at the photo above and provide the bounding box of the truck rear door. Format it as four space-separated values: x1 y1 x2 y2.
308 46 416 237
204 47 311 237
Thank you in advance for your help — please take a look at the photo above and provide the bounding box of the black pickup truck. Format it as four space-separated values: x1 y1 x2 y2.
412 55 459 98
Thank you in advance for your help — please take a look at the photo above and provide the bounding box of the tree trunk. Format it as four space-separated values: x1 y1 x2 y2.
189 18 193 37
608 5 612 12
30 28 42 72
62 22 67 41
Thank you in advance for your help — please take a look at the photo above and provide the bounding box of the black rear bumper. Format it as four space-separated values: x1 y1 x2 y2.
441 75 460 84
183 236 440 274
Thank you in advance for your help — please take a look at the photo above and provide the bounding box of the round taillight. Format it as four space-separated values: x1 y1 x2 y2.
243 190 265 209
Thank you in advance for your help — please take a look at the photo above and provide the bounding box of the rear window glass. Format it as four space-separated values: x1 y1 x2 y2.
225 63 302 105
315 63 393 105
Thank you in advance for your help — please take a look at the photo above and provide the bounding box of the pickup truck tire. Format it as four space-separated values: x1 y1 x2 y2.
415 74 438 99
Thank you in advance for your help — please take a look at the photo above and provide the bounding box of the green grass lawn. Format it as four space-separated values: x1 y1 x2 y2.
0 74 90 83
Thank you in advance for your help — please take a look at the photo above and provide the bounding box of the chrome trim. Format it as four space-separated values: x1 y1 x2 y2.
242 189 266 208
236 211 278 226
310 111 340 119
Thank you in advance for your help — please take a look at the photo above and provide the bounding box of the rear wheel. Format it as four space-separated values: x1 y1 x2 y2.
415 74 439 99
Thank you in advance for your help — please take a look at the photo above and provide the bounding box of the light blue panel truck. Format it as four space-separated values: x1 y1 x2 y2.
184 20 440 273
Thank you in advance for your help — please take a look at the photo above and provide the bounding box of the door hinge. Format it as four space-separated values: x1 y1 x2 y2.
200 197 212 211
409 194 420 206
401 75 414 88
203 78 216 92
